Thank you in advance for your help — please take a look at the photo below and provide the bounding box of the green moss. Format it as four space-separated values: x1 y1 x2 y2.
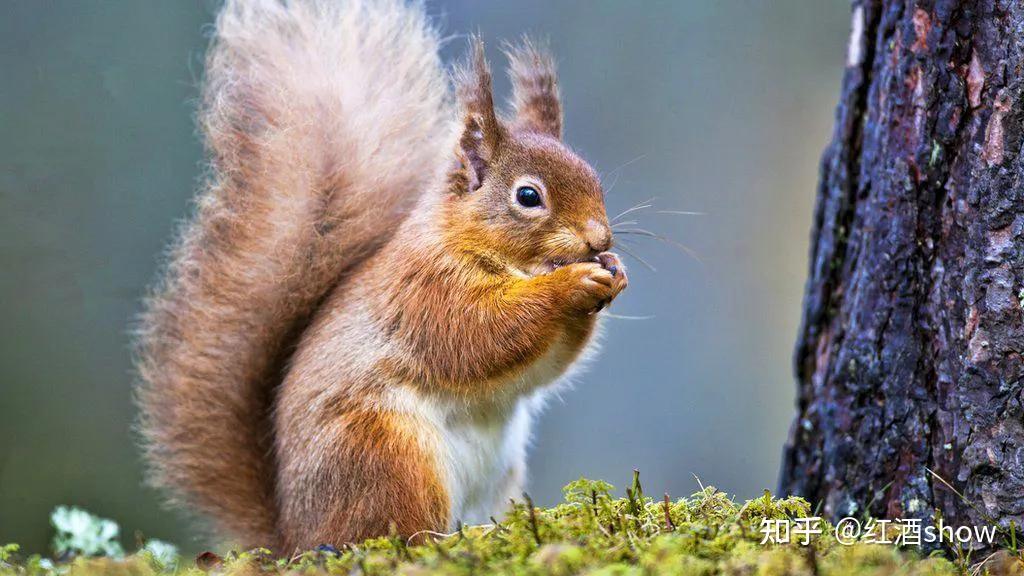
0 477 991 575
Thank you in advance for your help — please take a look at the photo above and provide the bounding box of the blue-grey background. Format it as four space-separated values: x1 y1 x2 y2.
0 0 849 554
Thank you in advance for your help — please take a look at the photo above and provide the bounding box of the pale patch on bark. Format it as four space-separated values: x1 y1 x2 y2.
967 49 985 108
847 5 865 68
982 90 1012 167
911 65 927 143
964 305 979 341
986 265 1017 314
969 328 991 363
986 224 1013 263
911 8 930 52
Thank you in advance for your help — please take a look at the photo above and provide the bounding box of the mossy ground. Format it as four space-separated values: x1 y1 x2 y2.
2 476 1019 576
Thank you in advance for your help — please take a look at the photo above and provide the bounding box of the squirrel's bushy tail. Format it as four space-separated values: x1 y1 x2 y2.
136 0 450 548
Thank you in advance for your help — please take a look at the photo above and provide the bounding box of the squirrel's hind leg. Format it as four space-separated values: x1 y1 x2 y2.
275 408 450 551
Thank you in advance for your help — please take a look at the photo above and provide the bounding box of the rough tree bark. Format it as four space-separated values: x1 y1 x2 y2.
780 0 1024 539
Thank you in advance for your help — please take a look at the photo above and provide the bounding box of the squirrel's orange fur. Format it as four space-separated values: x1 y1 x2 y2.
137 0 626 553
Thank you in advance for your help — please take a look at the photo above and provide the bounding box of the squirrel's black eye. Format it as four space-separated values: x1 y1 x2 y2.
515 186 542 208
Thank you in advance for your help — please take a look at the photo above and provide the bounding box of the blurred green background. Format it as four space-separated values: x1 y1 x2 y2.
0 0 849 554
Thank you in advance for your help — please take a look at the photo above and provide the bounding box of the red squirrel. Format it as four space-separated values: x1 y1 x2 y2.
137 0 626 553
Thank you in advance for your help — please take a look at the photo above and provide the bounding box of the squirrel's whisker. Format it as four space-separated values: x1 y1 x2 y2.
656 210 706 217
611 220 639 228
614 228 659 238
611 197 657 223
600 153 647 196
614 240 657 272
603 312 656 321
615 229 703 265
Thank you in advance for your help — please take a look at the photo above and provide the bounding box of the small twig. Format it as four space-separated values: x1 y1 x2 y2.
969 550 1000 576
926 467 999 526
406 529 457 547
1010 520 1018 553
488 516 507 534
626 487 639 518
663 493 675 531
523 492 542 546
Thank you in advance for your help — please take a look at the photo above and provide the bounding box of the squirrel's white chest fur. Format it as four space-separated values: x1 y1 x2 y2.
436 395 540 526
383 327 599 527
383 386 541 526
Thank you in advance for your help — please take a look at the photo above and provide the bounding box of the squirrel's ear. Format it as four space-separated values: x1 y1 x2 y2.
453 38 504 193
505 38 562 139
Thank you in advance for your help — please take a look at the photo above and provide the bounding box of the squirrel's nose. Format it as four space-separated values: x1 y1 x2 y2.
583 219 613 253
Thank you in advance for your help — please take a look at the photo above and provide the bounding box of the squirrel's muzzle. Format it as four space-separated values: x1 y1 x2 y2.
583 219 613 253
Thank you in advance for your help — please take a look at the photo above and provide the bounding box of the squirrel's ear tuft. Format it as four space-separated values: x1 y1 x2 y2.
505 37 562 139
453 37 504 193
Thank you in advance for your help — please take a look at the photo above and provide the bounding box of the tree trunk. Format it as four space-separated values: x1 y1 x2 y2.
780 0 1024 539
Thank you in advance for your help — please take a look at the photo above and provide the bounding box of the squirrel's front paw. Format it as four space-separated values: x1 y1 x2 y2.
562 252 628 314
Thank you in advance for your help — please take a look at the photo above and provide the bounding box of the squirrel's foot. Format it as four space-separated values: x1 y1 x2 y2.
561 252 628 314
592 252 627 313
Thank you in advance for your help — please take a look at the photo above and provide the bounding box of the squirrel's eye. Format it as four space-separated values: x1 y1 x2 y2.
515 186 543 208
